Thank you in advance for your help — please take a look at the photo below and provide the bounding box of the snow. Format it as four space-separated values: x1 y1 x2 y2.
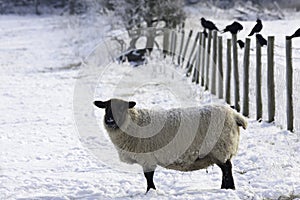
1 9 300 200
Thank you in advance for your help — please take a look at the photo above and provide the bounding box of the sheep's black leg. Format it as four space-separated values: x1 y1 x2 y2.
217 160 235 189
144 171 156 193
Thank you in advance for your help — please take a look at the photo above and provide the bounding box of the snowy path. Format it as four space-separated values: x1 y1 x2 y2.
0 15 300 200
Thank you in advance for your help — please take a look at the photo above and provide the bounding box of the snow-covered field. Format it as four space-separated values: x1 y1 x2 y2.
1 8 300 200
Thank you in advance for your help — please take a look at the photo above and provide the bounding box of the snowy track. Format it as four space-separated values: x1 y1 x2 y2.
0 15 300 200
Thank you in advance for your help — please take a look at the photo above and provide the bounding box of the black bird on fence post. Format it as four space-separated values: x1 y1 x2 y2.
287 28 300 40
237 40 245 49
248 19 263 36
222 21 243 34
256 34 267 47
201 17 219 31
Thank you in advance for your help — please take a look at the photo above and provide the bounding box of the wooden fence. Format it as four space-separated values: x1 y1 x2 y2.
162 28 296 133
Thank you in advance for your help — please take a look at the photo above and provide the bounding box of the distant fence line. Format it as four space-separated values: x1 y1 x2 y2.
161 28 296 133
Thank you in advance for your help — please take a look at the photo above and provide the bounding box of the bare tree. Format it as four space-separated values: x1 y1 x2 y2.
106 0 186 50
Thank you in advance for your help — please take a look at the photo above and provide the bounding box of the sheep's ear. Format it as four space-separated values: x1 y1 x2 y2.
94 101 108 109
128 101 136 108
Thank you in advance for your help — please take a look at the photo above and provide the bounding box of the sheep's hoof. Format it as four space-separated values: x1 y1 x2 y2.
220 174 235 189
145 186 156 194
221 183 235 190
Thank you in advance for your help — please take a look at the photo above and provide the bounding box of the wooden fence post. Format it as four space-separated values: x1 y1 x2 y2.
170 30 174 56
169 30 175 59
232 34 240 112
267 36 275 122
181 30 193 66
163 29 170 57
225 39 232 105
256 35 263 121
242 38 251 117
192 33 202 84
172 30 178 62
200 32 207 87
211 30 218 95
186 56 195 76
177 30 185 65
195 33 202 84
205 30 212 90
186 32 200 76
286 37 294 132
186 32 200 69
217 36 223 99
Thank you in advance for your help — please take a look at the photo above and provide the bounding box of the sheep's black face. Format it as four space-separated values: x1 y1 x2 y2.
94 99 136 129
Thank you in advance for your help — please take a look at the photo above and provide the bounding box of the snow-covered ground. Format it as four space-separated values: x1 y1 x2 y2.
1 9 300 200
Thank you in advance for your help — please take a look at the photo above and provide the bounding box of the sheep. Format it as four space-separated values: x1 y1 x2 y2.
93 98 247 193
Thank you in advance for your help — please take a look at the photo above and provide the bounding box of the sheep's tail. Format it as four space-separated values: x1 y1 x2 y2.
234 113 248 130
